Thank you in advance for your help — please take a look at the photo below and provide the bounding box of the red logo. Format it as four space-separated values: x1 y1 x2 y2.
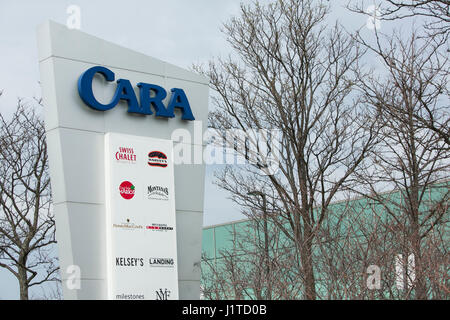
148 151 168 168
146 224 173 231
119 181 135 200
115 147 136 163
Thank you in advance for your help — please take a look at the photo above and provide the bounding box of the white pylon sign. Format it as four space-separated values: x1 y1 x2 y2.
105 133 179 300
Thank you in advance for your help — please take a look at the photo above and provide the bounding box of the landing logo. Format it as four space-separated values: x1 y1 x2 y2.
155 288 171 300
119 181 135 200
149 257 175 268
146 223 173 232
148 151 168 168
115 147 136 163
147 185 169 201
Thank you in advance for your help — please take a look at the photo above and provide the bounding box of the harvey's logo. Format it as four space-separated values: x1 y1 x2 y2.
148 151 168 168
115 146 136 163
147 185 169 201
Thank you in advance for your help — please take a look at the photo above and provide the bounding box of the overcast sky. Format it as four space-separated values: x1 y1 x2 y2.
0 0 249 233
0 0 405 299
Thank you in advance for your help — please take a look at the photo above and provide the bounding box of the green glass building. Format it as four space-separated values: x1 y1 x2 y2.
201 182 449 300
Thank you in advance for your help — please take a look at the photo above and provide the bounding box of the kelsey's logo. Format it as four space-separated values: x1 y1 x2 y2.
115 257 144 267
148 151 168 168
78 66 195 120
149 257 175 268
119 181 135 200
115 147 136 163
147 185 169 201
146 223 173 232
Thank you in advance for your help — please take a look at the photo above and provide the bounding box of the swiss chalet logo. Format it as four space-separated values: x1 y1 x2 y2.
115 147 136 163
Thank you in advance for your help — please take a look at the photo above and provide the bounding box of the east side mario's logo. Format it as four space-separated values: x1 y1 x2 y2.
148 151 168 168
119 181 135 200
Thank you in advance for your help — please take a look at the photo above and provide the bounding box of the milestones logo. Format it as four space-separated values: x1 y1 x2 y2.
147 185 169 201
116 293 145 300
146 223 173 232
148 151 168 168
115 146 136 163
119 181 135 200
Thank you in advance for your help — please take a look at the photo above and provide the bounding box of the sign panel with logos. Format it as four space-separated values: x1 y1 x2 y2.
105 133 178 300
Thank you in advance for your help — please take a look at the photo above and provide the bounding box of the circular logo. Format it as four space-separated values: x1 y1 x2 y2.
119 181 135 200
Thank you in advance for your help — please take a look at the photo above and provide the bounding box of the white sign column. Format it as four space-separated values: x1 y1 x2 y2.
105 133 178 300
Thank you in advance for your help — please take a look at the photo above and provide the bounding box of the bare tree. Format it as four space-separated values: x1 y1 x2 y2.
0 96 59 300
201 217 303 300
352 28 450 299
316 192 449 299
348 0 450 36
348 1 450 147
196 0 378 299
202 186 448 300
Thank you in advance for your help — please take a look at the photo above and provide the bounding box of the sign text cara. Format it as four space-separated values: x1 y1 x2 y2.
78 66 195 120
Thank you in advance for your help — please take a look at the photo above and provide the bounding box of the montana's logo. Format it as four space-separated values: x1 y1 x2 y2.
147 185 169 201
148 151 168 168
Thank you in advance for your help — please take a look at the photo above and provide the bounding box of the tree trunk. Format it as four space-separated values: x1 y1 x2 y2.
408 109 427 300
18 265 29 300
302 226 317 300
411 218 426 299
